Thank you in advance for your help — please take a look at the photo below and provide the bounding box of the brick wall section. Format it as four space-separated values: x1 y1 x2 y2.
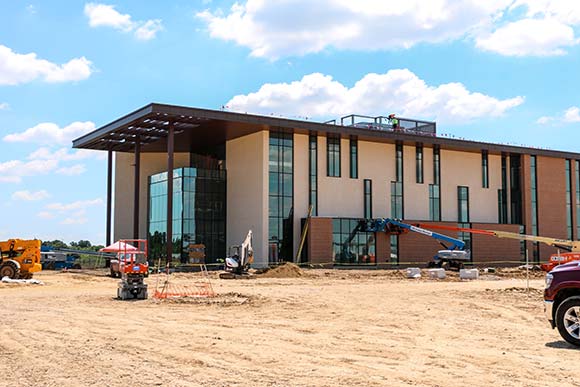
537 156 567 262
471 223 521 264
398 221 461 265
307 218 333 265
375 232 390 264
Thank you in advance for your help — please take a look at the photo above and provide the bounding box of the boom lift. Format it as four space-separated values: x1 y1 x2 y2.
416 223 580 271
220 230 254 279
359 218 470 270
0 239 42 279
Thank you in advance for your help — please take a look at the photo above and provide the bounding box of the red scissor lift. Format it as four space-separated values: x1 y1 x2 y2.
117 239 149 300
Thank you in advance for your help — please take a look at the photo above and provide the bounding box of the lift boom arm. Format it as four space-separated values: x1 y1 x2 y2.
360 218 466 251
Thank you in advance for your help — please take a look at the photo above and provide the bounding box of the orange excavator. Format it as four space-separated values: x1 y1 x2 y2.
416 224 580 271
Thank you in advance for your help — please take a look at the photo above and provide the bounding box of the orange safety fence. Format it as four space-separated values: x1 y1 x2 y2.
153 264 215 299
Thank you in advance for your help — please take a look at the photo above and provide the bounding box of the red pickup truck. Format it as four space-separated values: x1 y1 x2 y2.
544 261 580 346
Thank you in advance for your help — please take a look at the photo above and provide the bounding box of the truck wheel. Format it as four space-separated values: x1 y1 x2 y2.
555 296 580 346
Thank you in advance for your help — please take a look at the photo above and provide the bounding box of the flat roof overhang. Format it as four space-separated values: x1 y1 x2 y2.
73 103 580 159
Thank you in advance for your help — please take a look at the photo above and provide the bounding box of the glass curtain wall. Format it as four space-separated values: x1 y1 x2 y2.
309 134 318 216
332 218 376 265
391 143 404 219
148 167 226 264
269 131 294 263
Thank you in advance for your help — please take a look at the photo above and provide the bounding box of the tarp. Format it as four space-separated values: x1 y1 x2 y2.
2 276 44 285
99 241 137 253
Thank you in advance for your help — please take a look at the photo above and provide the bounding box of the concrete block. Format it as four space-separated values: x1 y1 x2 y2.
427 268 446 279
460 268 479 280
406 267 421 279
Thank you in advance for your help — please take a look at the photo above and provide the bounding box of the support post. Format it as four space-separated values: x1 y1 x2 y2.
106 149 113 246
167 123 174 265
133 136 141 240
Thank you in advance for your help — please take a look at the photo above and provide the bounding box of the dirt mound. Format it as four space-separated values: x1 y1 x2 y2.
258 263 304 278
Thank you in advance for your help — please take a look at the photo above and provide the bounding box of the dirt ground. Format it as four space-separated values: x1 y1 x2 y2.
0 267 578 387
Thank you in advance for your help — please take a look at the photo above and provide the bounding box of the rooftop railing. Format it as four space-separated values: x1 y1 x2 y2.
325 114 437 136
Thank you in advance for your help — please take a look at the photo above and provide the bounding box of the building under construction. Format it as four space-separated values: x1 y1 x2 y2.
73 103 580 267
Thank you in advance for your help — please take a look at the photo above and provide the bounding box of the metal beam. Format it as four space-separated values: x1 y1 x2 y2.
133 136 141 240
106 149 113 246
166 122 174 265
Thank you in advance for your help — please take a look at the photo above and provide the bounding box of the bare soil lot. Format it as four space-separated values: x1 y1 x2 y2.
0 268 578 387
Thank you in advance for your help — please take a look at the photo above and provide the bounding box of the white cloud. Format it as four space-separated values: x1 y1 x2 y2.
0 102 8 110
61 210 88 225
27 147 104 161
511 0 580 25
536 106 580 125
536 116 552 124
198 0 580 58
198 0 511 59
476 18 578 56
134 19 163 40
84 3 163 40
37 211 55 219
225 69 524 124
0 159 59 183
0 44 92 86
564 106 580 123
56 164 87 176
46 198 104 212
26 5 37 14
12 190 50 201
4 121 95 145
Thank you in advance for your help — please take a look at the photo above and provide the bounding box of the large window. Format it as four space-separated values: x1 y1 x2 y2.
364 179 372 218
332 218 376 265
566 159 573 240
482 150 489 188
457 222 472 259
510 155 523 224
309 134 318 216
148 167 226 264
458 186 469 223
396 142 403 182
499 155 508 223
391 181 403 219
327 134 341 177
429 184 441 221
391 142 404 218
269 132 293 263
350 137 358 179
416 144 423 183
390 235 399 265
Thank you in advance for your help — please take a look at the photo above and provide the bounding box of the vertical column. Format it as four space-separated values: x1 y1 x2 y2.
106 148 113 246
167 123 174 264
133 136 141 240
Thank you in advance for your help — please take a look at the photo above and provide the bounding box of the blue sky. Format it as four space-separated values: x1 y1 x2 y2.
1 0 579 244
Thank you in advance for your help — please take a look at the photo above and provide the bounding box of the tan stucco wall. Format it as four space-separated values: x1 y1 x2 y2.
226 131 269 268
403 145 429 220
113 151 190 242
440 150 501 223
317 137 395 218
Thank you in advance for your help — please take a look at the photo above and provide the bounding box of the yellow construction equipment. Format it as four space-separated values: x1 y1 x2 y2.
0 239 42 279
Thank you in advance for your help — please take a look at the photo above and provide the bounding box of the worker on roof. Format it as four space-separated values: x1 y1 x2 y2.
388 114 399 130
